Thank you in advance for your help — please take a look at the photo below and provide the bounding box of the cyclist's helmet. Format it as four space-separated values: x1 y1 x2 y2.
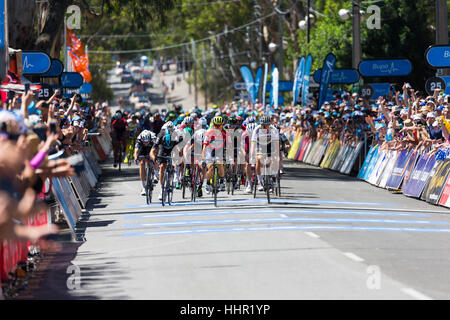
212 116 224 126
246 122 257 133
245 115 257 124
183 116 194 126
260 115 271 125
162 121 175 132
227 116 237 126
199 117 208 127
140 130 152 143
114 110 123 120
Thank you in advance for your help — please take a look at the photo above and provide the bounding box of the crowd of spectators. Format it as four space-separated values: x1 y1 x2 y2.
0 88 110 250
284 84 450 156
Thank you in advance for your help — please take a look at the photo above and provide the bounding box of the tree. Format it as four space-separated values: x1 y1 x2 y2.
362 0 435 89
8 0 175 58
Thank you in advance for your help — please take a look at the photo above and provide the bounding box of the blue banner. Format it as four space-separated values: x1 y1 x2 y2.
41 59 64 77
79 83 93 94
293 57 305 105
254 67 263 102
61 72 83 88
22 52 52 75
0 0 7 81
266 81 294 92
359 59 412 77
440 76 450 95
271 67 279 108
262 63 268 109
369 83 391 100
313 68 360 84
302 55 313 107
318 53 336 108
239 66 256 104
425 45 450 68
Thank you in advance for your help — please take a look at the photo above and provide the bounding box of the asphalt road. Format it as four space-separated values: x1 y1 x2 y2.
18 66 450 300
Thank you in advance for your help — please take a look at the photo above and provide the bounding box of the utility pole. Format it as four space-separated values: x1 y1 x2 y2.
277 0 284 79
352 0 362 70
191 39 198 106
182 45 186 80
210 40 217 105
186 45 191 94
436 0 449 75
202 44 208 109
307 0 311 43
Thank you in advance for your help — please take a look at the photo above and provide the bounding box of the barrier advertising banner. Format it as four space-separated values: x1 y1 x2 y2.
421 159 444 202
51 177 82 234
423 159 450 205
357 145 377 179
402 153 431 197
385 149 412 189
378 151 399 188
438 171 450 208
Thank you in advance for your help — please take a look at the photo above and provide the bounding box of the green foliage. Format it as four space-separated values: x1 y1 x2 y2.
295 15 353 71
361 0 435 88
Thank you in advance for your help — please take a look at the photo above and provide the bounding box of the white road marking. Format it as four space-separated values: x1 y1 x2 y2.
401 288 433 300
280 214 288 218
305 232 320 238
343 252 365 262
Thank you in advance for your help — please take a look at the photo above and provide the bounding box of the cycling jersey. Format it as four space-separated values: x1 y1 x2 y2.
203 127 228 163
252 125 280 154
154 129 183 161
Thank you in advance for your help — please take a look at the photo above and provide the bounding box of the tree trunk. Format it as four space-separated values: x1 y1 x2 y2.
8 0 70 58
8 0 37 51
35 0 71 57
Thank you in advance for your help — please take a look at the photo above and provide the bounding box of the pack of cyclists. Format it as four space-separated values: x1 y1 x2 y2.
110 103 291 202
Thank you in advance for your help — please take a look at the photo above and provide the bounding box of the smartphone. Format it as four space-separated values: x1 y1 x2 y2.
49 120 58 134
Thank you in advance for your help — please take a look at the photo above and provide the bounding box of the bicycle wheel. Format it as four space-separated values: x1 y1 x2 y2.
145 162 153 204
265 174 271 204
162 170 168 206
231 168 237 196
191 165 198 202
253 169 257 199
213 165 218 207
118 144 122 172
276 172 281 197
182 176 186 199
167 168 174 205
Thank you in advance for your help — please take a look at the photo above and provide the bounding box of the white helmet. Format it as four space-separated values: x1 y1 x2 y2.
246 122 257 133
162 121 175 132
140 130 152 143
199 117 207 127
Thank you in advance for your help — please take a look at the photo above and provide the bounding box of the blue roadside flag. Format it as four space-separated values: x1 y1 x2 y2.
239 66 256 104
254 67 263 103
318 53 337 108
292 57 305 106
301 54 313 107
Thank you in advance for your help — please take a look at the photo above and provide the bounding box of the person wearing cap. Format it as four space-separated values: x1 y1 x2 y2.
428 118 443 142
